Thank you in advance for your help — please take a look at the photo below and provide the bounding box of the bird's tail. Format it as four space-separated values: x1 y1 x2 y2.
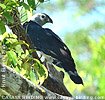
67 71 84 85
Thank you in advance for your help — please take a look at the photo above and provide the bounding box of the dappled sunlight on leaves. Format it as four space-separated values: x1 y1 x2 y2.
0 33 48 86
64 22 105 95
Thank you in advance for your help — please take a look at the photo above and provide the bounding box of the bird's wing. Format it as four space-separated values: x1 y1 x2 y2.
44 28 72 56
44 28 63 43
23 21 83 85
42 28 83 85
23 21 76 72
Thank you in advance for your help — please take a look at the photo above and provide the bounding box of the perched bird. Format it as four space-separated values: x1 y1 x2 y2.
23 13 83 85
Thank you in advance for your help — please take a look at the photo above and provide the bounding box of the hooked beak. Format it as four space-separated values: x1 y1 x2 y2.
47 16 53 24
48 17 53 24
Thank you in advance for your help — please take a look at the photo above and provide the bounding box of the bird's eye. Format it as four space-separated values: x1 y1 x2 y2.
42 15 45 18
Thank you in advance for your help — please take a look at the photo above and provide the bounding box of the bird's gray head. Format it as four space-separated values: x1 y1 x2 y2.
30 13 53 26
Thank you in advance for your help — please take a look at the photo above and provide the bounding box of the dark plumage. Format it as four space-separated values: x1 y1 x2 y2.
23 13 83 85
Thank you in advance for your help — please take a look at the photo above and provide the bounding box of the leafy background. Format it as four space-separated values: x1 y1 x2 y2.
37 0 105 96
0 0 105 97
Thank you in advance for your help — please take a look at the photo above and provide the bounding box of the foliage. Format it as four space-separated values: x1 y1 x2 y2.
0 33 48 85
0 0 45 34
89 35 105 95
64 22 105 96
0 0 48 96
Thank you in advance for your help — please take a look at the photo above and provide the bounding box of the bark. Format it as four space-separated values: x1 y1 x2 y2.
0 63 73 100
43 64 72 96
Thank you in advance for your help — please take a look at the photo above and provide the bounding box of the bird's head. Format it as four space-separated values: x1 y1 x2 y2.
30 13 53 26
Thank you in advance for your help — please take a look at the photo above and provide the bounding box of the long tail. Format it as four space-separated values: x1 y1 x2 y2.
67 71 84 85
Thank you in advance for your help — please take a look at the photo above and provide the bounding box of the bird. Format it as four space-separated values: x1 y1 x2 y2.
23 13 83 85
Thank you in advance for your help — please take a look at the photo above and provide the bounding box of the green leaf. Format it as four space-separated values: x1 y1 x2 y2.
2 33 17 40
20 62 31 77
0 3 6 9
9 40 29 49
14 66 20 73
6 1 17 8
29 49 37 53
27 0 35 9
0 20 6 35
32 59 48 85
20 2 30 11
0 88 9 96
3 12 14 23
38 0 44 3
4 0 10 4
30 70 38 84
7 50 17 67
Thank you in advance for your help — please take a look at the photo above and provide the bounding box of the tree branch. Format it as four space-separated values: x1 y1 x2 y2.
0 63 73 100
43 64 72 96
